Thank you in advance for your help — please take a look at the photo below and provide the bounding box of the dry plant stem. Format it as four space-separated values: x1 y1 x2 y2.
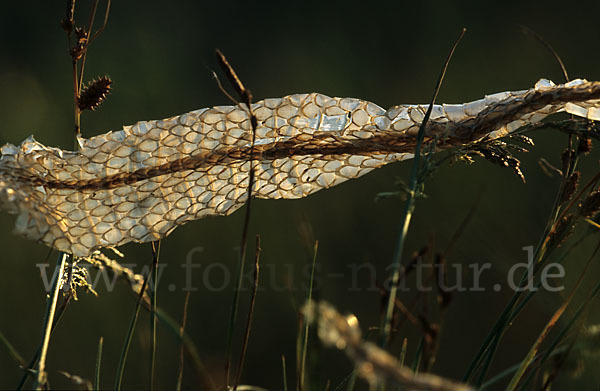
233 235 262 390
76 0 111 95
0 330 25 367
216 49 260 387
379 27 466 348
149 241 161 390
299 241 319 391
176 291 191 391
69 0 110 138
34 252 68 390
520 25 570 82
77 0 99 95
281 355 288 391
72 60 80 138
94 336 103 391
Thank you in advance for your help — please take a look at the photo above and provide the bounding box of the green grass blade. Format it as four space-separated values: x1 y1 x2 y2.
114 260 154 390
34 252 68 390
379 28 466 348
344 368 358 391
16 287 72 390
506 240 600 390
411 336 424 373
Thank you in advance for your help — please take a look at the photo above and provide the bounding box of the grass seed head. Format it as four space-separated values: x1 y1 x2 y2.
580 191 600 218
548 214 575 249
560 171 580 204
578 135 592 154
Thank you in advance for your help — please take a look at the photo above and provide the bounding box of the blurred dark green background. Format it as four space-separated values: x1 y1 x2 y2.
1 1 599 390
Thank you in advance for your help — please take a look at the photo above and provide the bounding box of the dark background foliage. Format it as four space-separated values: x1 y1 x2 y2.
0 1 599 389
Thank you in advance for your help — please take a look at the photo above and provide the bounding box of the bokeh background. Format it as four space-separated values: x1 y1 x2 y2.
1 1 599 389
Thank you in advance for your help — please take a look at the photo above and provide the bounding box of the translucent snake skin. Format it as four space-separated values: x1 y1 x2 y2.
0 78 599 256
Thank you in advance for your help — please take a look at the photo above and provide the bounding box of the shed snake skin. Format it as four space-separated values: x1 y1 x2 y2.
0 78 599 256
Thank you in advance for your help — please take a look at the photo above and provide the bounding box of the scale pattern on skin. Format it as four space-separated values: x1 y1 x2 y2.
0 78 599 256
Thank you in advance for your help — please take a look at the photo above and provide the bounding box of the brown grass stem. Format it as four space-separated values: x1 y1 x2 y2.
233 235 263 390
149 241 161 389
299 241 319 391
176 291 191 391
215 49 260 387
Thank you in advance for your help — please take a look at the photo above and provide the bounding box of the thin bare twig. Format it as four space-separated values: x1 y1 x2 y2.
215 49 260 387
149 241 161 389
233 235 262 390
176 291 192 391
519 25 569 82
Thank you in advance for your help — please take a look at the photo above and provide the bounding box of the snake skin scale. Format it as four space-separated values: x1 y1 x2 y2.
0 78 599 256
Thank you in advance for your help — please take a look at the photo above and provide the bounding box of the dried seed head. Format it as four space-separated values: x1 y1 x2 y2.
580 191 600 218
510 134 535 146
59 262 97 300
560 171 580 204
60 18 74 34
78 76 112 112
471 141 526 182
578 135 592 154
69 27 89 60
60 0 76 34
215 49 251 104
505 156 526 183
548 214 575 249
455 153 475 164
434 253 452 309
74 26 88 44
